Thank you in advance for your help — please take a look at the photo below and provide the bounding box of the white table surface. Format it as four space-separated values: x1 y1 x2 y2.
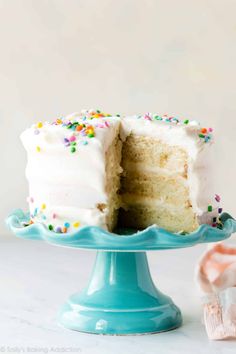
0 236 235 354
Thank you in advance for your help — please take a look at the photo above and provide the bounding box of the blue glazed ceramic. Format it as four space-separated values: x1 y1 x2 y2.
6 209 236 251
6 209 236 335
58 251 182 334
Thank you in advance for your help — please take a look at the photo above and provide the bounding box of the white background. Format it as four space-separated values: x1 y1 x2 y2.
0 2 236 351
0 0 236 235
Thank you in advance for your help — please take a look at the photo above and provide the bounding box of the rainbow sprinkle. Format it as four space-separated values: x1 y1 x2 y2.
26 194 82 234
55 110 117 153
208 205 213 212
45 220 81 233
198 127 213 143
205 194 223 228
36 122 43 128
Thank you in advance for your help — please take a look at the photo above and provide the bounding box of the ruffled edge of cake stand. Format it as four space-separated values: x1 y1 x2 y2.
6 209 236 251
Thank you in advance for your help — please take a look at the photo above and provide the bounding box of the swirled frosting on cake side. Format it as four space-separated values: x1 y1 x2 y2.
21 110 122 233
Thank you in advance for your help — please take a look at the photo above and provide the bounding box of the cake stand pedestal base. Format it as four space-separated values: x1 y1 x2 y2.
7 210 235 335
58 251 182 335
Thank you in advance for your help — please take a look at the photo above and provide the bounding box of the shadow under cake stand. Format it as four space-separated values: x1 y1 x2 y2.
6 210 236 335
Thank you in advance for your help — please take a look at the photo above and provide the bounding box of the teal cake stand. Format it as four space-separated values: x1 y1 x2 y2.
6 210 236 335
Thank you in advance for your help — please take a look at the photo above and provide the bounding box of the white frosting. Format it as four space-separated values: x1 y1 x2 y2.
21 112 121 231
21 111 220 233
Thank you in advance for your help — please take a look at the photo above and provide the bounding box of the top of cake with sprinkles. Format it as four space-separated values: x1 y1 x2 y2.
22 109 121 154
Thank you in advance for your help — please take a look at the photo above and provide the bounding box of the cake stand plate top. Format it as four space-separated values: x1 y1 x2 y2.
6 209 236 251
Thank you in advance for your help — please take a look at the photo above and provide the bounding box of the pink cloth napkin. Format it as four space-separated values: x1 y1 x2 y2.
196 243 236 340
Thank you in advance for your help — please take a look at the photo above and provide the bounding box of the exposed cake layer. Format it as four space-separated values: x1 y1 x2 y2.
119 134 197 232
121 135 188 176
121 172 189 206
119 204 199 233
